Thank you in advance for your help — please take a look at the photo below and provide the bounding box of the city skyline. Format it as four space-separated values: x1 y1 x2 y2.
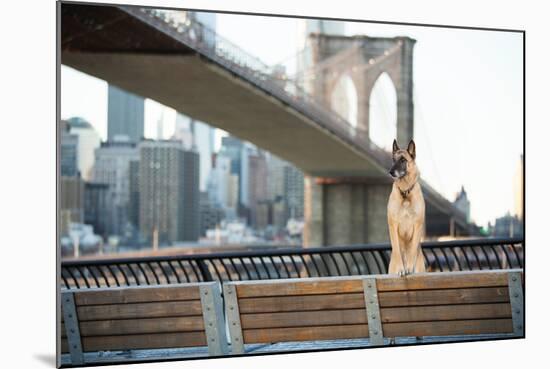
60 10 523 227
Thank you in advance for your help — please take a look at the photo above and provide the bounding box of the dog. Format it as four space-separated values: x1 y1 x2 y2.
387 139 426 276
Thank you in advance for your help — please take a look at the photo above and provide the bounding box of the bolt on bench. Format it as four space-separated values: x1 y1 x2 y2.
61 282 228 366
222 269 524 354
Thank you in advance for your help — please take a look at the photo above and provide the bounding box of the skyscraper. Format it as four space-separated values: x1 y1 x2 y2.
107 84 145 143
60 120 78 177
453 186 471 222
248 150 269 228
138 140 200 244
66 117 101 180
83 182 109 238
172 113 194 150
193 120 215 192
92 140 139 238
60 175 85 235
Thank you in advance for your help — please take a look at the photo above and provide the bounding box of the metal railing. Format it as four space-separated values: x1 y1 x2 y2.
61 238 524 289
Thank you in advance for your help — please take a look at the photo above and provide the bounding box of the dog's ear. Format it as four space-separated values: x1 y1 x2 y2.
392 139 399 154
407 140 416 159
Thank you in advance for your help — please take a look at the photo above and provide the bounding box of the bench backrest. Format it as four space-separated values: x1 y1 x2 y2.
61 282 228 365
223 269 523 353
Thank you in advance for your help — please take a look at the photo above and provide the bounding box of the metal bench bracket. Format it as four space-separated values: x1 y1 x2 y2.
363 277 385 346
223 284 245 354
200 283 229 356
62 291 84 365
508 271 524 337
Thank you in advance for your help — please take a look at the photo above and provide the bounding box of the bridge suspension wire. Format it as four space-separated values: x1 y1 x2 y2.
289 41 402 83
413 86 447 197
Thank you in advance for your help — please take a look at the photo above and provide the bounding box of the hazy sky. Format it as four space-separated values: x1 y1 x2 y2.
61 9 523 227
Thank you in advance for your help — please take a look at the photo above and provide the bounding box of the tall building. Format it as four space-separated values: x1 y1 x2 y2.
66 117 101 180
193 120 215 192
171 114 215 192
199 191 224 236
60 175 85 235
268 155 305 225
514 155 524 221
172 113 194 150
107 84 145 143
220 136 246 213
92 140 139 238
284 164 305 219
60 120 78 177
453 186 471 222
138 140 200 244
128 159 140 234
248 151 269 228
83 182 109 238
491 213 523 238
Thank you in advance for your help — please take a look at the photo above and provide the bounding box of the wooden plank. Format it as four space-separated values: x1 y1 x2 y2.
81 332 207 351
238 293 365 314
75 285 201 306
61 338 69 353
383 318 513 337
379 287 510 307
79 316 205 336
243 324 369 343
236 279 363 298
376 272 509 291
241 309 367 329
77 300 203 321
380 303 512 323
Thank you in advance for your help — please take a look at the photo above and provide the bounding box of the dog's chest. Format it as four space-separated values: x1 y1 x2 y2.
395 200 419 239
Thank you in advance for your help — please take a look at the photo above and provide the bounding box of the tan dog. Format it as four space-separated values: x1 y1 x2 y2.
387 139 426 276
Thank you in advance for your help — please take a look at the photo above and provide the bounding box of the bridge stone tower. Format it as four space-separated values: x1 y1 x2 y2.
303 35 416 246
308 34 415 146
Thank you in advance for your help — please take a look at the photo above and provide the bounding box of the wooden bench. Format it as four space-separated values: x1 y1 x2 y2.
222 269 523 354
61 282 228 365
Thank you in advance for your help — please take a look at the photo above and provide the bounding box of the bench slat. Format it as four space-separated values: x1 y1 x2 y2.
241 309 367 329
74 285 201 305
236 279 363 298
376 272 509 291
238 293 365 314
380 303 512 323
379 287 509 307
76 300 203 321
243 324 369 343
383 318 513 337
78 316 205 336
81 332 207 351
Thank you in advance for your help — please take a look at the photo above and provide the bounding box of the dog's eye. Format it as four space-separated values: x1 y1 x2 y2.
400 158 406 163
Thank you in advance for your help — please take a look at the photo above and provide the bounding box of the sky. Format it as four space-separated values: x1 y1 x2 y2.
61 9 523 227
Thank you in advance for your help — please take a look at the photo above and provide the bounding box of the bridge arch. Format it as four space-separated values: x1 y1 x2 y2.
368 72 397 151
329 73 358 130
308 34 415 148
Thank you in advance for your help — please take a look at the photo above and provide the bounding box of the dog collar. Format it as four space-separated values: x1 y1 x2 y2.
399 182 416 199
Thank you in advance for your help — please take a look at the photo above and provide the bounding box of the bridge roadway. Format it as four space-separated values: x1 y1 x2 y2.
60 3 479 243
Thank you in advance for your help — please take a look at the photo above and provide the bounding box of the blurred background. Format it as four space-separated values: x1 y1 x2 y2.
60 7 523 259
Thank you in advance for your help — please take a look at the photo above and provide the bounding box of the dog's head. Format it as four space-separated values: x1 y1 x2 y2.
389 139 417 180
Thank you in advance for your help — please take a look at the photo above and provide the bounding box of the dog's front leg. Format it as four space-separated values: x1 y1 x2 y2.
408 224 425 274
388 224 406 276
